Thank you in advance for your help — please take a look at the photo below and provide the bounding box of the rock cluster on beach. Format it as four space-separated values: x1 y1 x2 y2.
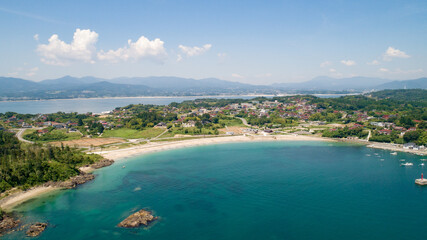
117 209 157 228
26 222 47 237
90 158 115 169
0 214 20 236
44 172 95 189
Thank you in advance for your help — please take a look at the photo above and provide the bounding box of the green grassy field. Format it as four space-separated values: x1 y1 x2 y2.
102 128 165 139
23 129 82 142
219 118 244 127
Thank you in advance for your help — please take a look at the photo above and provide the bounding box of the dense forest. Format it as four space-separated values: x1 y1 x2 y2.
0 131 102 192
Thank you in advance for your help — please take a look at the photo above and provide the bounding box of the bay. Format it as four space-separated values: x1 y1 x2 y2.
5 141 427 240
0 94 349 114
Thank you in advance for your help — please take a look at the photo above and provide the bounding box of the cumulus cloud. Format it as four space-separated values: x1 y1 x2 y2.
176 54 183 62
320 61 331 67
37 29 98 66
33 34 39 41
340 60 356 66
367 60 380 65
217 53 226 58
379 68 389 72
329 68 337 73
231 73 244 79
7 66 39 77
256 73 272 78
178 44 211 57
383 47 410 61
98 36 167 63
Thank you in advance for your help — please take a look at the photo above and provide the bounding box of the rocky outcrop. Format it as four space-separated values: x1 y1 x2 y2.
117 209 157 228
44 173 95 189
26 222 47 237
0 214 20 236
90 159 114 169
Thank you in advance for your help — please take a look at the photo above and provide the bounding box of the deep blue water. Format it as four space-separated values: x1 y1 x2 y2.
6 141 426 239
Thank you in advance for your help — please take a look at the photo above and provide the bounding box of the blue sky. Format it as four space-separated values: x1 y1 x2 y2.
0 0 426 84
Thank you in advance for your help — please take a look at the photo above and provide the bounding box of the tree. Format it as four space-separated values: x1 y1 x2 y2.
77 118 84 126
403 130 422 143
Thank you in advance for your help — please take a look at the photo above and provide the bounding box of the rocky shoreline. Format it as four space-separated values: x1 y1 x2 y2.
117 209 157 228
0 213 20 236
0 158 114 237
26 222 48 237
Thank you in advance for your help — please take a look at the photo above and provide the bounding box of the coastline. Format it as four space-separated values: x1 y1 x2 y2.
0 93 359 103
1 134 424 213
0 94 279 103
0 186 60 211
94 134 332 161
0 134 328 212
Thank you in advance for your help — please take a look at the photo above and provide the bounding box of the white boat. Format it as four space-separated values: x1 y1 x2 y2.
400 159 405 162
391 152 397 155
420 163 425 166
366 154 371 157
401 162 413 166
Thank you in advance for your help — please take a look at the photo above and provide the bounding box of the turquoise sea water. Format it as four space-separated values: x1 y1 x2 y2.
5 141 427 239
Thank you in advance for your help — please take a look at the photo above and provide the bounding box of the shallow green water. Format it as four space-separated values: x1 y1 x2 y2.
5 141 427 239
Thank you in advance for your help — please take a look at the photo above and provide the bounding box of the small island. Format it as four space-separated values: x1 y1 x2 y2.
117 209 157 228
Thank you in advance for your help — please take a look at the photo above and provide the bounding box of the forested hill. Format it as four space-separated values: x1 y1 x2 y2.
367 89 427 103
0 131 102 193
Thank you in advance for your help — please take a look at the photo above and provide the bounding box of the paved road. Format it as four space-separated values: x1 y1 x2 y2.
16 128 35 144
237 117 251 127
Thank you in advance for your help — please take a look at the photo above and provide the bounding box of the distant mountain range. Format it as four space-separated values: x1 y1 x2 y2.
0 75 425 100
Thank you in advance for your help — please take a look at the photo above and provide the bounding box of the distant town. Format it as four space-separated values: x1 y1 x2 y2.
1 89 425 154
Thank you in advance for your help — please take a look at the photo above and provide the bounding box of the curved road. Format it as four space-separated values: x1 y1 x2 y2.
16 128 35 144
237 117 251 127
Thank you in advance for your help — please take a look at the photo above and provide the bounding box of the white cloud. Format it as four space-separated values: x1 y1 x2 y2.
98 36 167 63
320 61 331 67
378 68 423 74
231 73 244 79
340 60 356 66
383 47 410 61
176 54 183 62
7 66 39 77
178 44 211 57
329 68 337 73
26 67 39 76
33 34 39 41
256 73 272 78
367 60 380 65
217 53 226 58
37 28 98 66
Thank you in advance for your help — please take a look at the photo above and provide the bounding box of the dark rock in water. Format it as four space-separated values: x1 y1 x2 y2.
117 209 157 228
26 222 47 237
91 159 114 169
0 214 20 236
44 173 95 189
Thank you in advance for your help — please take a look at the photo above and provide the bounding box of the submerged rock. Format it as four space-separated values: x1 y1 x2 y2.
117 209 157 228
26 222 47 237
0 214 20 236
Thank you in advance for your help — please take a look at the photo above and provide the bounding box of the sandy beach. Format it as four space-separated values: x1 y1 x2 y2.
94 134 331 161
0 186 60 211
0 134 327 212
2 134 424 212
